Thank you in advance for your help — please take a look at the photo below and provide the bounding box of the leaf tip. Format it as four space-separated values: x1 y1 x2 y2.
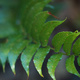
2 64 5 73
37 69 44 77
11 64 16 75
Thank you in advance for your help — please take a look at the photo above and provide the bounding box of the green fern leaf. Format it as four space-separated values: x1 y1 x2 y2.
24 1 50 35
66 55 80 77
72 38 80 55
52 31 72 52
77 56 80 66
8 39 29 74
40 20 65 47
47 53 63 80
0 42 12 72
63 32 80 55
21 43 40 76
33 46 50 76
31 11 49 43
0 35 22 72
21 0 40 25
20 0 32 16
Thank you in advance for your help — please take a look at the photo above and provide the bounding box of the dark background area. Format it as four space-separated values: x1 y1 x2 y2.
0 0 80 80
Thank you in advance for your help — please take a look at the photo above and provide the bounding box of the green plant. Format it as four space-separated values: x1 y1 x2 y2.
0 0 80 80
